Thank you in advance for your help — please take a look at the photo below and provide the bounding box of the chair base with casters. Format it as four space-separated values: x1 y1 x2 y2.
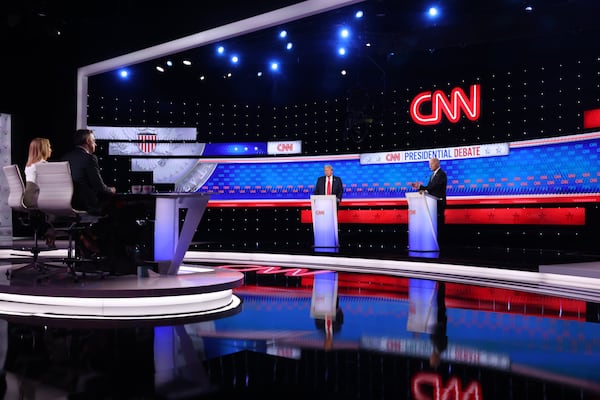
6 211 64 282
50 216 110 282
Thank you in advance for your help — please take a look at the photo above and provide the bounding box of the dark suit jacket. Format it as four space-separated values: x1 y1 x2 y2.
313 175 344 202
61 147 113 214
419 168 447 206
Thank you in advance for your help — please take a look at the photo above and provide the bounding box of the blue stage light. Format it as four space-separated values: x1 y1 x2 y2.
286 42 293 50
217 46 225 55
166 60 173 67
118 69 129 79
338 47 347 56
279 30 287 38
355 10 364 18
270 62 279 71
340 28 350 39
428 7 439 17
231 55 239 64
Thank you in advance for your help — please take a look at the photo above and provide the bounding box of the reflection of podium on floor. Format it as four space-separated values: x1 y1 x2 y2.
310 195 339 249
406 192 439 252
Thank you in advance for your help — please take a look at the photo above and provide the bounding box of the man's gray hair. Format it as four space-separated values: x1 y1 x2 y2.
324 164 333 170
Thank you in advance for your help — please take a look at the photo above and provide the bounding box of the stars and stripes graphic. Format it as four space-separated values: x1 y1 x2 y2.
137 132 157 153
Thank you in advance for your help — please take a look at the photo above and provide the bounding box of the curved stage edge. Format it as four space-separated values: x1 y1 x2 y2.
0 249 243 327
1 248 599 327
183 250 600 303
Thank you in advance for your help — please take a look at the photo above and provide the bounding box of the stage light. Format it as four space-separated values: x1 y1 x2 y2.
156 66 165 72
341 70 347 76
338 47 347 56
270 62 279 71
183 60 192 66
166 60 173 67
217 46 225 55
365 42 371 47
200 75 205 81
118 69 129 79
340 28 350 38
279 30 287 38
286 42 293 50
257 71 263 77
428 7 439 17
524 5 533 12
355 10 363 18
231 55 239 64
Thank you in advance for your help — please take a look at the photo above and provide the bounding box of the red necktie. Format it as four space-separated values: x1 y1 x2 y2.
327 178 332 195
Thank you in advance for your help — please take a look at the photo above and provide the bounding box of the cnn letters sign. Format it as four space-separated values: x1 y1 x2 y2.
410 84 481 125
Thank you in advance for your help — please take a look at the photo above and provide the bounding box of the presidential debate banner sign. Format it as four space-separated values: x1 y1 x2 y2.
359 143 509 165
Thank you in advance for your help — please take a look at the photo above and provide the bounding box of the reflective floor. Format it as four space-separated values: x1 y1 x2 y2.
0 240 599 399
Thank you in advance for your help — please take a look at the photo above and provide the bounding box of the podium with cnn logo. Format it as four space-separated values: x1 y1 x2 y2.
310 195 339 249
406 192 440 252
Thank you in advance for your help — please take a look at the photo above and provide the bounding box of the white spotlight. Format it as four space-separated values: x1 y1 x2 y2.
270 62 279 71
217 46 225 54
257 71 263 77
341 70 347 76
338 47 346 56
183 60 192 66
428 7 438 17
340 28 350 38
231 55 239 64
279 30 287 38
355 10 364 18
286 42 293 50
156 66 165 72
166 60 173 67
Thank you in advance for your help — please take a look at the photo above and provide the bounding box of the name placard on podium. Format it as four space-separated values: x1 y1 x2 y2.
310 195 339 248
406 192 439 252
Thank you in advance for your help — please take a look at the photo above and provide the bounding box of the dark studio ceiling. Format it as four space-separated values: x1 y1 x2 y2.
2 0 600 104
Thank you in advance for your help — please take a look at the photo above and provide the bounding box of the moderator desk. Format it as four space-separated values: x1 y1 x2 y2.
112 192 210 275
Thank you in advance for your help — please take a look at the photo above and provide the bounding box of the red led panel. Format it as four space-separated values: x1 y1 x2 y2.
300 209 408 224
300 207 585 225
583 108 600 129
445 207 585 225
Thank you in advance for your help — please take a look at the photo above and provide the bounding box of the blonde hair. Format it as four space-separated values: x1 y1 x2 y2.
26 138 52 167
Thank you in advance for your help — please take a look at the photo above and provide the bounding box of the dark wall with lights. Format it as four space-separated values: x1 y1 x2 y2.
86 32 600 253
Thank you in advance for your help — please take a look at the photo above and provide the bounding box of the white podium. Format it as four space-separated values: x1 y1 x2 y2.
406 191 439 252
154 193 210 275
310 195 339 249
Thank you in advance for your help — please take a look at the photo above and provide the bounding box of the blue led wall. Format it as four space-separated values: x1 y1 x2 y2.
197 134 600 201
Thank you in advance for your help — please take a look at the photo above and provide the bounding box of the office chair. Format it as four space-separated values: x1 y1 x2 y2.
2 164 59 279
35 161 106 281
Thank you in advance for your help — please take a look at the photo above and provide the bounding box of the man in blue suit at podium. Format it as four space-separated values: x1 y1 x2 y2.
314 164 344 204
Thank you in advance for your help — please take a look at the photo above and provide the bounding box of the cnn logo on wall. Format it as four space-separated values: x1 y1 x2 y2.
410 84 481 125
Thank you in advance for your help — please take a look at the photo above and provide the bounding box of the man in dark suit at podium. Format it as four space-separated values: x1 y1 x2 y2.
313 164 344 204
411 158 447 242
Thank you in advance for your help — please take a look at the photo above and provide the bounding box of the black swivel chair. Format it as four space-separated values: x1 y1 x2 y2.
2 164 58 279
34 161 106 281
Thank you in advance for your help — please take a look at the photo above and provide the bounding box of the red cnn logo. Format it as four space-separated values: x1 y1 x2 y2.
277 143 294 152
412 372 482 400
410 84 481 125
